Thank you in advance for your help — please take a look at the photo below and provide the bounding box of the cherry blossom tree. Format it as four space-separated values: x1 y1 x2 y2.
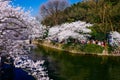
0 1 45 56
109 31 120 47
0 1 50 80
47 21 93 43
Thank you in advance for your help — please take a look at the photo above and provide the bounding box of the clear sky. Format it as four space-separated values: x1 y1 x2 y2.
11 0 81 16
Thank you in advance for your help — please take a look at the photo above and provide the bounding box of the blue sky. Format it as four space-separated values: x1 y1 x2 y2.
11 0 81 16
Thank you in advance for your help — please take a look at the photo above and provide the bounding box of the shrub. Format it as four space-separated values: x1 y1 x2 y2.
107 45 114 53
82 44 104 54
62 43 74 50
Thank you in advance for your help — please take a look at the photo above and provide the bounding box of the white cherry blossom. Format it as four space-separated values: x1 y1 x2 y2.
47 21 93 42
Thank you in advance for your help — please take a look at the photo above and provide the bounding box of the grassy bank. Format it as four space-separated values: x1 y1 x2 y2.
33 40 120 56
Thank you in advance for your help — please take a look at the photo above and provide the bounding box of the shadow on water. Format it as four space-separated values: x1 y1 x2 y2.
14 68 35 80
34 45 120 80
0 65 35 80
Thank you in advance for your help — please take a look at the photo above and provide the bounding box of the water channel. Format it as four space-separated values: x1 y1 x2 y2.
33 45 120 80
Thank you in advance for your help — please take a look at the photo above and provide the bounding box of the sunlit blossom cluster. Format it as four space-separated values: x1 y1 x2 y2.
0 1 45 55
109 31 120 47
47 21 93 42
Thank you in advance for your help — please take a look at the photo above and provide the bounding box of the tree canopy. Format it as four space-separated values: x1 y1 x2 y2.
40 0 120 40
40 0 69 26
0 1 45 56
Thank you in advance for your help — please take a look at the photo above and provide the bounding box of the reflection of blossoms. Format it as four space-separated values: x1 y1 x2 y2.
109 31 120 47
47 21 93 42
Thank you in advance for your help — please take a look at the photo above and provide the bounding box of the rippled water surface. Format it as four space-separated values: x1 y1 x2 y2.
34 46 120 80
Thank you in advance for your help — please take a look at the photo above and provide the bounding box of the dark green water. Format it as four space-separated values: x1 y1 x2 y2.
34 46 120 80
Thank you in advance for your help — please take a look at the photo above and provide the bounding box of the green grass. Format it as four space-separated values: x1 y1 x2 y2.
62 43 104 54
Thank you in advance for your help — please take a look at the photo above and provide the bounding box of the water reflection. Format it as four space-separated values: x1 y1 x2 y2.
0 64 35 80
35 45 120 80
14 68 35 80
